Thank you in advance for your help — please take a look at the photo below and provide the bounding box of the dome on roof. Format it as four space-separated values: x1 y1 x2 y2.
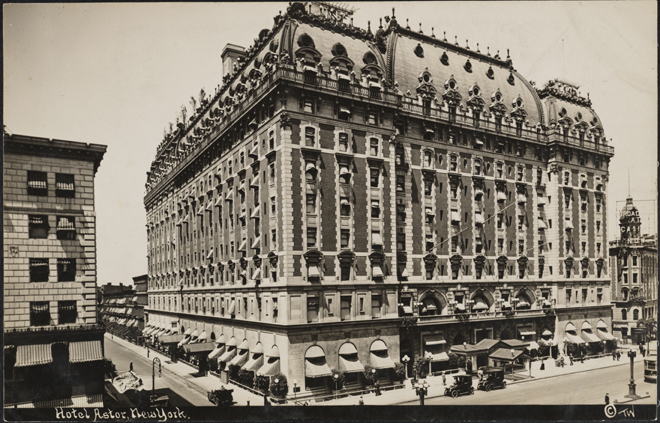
537 79 605 136
620 197 639 222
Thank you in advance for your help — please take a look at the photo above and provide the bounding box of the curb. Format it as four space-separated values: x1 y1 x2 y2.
507 358 647 386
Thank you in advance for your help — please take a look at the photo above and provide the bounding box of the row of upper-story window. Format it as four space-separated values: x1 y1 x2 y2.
26 258 77 282
26 301 78 326
564 287 606 306
619 309 641 321
24 171 76 198
26 215 77 240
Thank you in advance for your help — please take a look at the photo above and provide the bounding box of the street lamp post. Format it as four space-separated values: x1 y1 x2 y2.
511 349 515 379
425 351 434 376
292 379 297 403
152 357 161 397
402 355 410 379
415 380 429 405
333 373 339 399
624 350 640 400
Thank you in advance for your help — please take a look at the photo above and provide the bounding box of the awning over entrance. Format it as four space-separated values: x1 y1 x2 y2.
489 348 523 362
305 346 332 378
15 344 53 367
564 332 585 344
69 341 104 363
160 334 185 345
369 340 395 369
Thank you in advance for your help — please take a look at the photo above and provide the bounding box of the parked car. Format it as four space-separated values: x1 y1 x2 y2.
208 386 234 406
444 374 474 398
477 368 507 391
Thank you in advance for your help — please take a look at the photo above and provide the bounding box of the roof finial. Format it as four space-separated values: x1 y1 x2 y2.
367 20 371 33
431 27 435 38
419 23 423 34
476 43 480 53
466 39 470 50
379 18 383 29
392 7 395 19
406 18 410 30
443 31 447 42
455 35 458 46
487 46 490 56
350 17 353 26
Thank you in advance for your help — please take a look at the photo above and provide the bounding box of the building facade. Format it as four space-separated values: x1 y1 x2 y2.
99 282 146 343
3 132 107 407
143 2 615 396
609 197 657 343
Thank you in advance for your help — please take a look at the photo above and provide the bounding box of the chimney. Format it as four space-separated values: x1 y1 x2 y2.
222 44 246 79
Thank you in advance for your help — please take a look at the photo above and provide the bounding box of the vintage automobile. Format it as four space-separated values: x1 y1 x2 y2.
208 386 234 406
477 368 507 391
444 374 475 398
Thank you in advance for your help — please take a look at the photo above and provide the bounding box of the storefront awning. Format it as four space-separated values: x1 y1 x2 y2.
424 335 446 346
305 358 332 378
564 332 585 344
427 351 450 362
489 348 523 362
597 328 616 341
69 341 104 363
519 331 536 337
230 349 249 366
15 344 53 367
257 356 281 376
219 347 237 363
339 354 365 373
369 340 395 369
581 330 600 343
184 342 216 355
208 344 226 360
242 353 264 372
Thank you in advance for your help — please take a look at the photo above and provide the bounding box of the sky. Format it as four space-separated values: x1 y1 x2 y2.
4 2 657 286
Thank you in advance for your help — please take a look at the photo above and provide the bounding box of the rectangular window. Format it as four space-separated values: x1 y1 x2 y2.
340 296 352 321
56 216 76 240
307 227 317 248
304 99 314 114
290 296 302 321
27 171 48 196
475 237 483 254
423 151 432 167
29 215 49 239
367 112 377 125
371 200 380 218
397 232 406 251
633 273 638 283
369 138 380 156
339 133 349 152
451 236 458 253
370 168 380 188
371 295 381 318
596 197 602 213
518 239 525 255
396 174 405 193
305 127 316 146
340 229 350 249
340 265 350 281
30 301 50 326
497 213 504 229
30 258 49 282
271 229 277 249
425 234 434 252
496 163 503 179
306 193 316 214
582 289 588 303
58 301 77 324
497 238 504 255
269 163 276 180
359 296 365 314
581 219 587 234
424 179 432 196
340 197 351 216
596 221 601 234
632 256 638 266
518 215 524 231
270 196 276 215
57 259 76 282
566 289 572 304
307 297 319 323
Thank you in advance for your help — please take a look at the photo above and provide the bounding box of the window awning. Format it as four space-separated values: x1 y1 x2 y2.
581 330 600 343
242 352 264 372
597 327 616 341
475 189 484 200
251 237 261 250
206 200 213 211
517 194 527 203
424 335 446 346
228 300 236 315
339 106 351 115
565 220 574 230
237 339 249 350
15 344 53 367
474 138 484 147
425 208 435 217
371 200 380 209
426 351 450 362
308 265 320 278
183 342 216 355
542 329 553 337
252 268 262 280
215 196 223 206
519 330 536 337
340 198 350 206
564 331 585 344
207 249 214 260
339 166 351 176
198 331 207 343
451 210 461 223
372 265 384 278
208 345 226 360
249 144 259 158
475 213 484 225
489 348 523 362
160 334 185 344
225 191 234 201
238 239 247 251
400 267 409 278
370 350 395 369
473 302 488 311
537 197 546 205
250 174 260 188
538 218 547 229
257 356 281 376
250 206 260 219
219 347 237 363
230 349 249 366
339 354 365 373
497 191 507 202
402 306 413 315
371 232 383 246
305 357 332 378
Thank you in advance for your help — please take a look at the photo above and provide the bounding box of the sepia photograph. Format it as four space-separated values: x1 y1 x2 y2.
3 1 657 421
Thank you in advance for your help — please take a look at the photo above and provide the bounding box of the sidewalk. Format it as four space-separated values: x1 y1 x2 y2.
321 346 648 406
105 334 260 406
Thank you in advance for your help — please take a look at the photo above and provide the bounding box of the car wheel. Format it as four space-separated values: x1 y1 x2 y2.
451 390 459 398
503 381 507 388
485 384 491 392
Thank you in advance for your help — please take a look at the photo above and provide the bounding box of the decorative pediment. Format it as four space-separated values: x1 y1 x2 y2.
267 251 278 267
253 254 262 268
423 253 438 267
449 254 463 270
304 249 324 264
337 250 356 265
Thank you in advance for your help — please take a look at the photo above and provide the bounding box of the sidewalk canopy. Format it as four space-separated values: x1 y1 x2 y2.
369 340 395 369
305 346 332 377
499 339 529 349
160 334 185 345
526 341 540 351
489 348 523 362
581 329 601 343
257 347 281 376
338 343 365 373
69 341 103 363
183 342 216 355
15 344 53 367
451 339 499 356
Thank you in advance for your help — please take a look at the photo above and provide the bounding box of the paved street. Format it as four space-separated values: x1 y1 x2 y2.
104 335 210 406
401 362 655 405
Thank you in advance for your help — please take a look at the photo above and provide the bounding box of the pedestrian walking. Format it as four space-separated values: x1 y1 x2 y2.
580 353 584 364
374 380 381 396
129 361 133 372
569 354 574 366
605 393 610 405
617 351 621 361
477 369 483 380
442 372 446 386
359 396 364 406
612 351 616 361
540 360 545 371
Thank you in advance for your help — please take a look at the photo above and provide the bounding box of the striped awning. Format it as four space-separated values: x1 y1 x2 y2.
257 356 281 376
15 344 53 367
69 341 104 363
